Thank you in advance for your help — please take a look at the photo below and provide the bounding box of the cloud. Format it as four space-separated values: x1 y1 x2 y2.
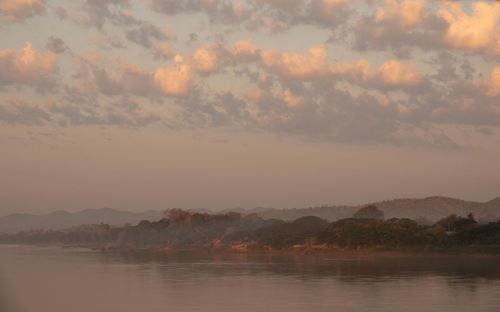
260 45 333 79
400 67 500 129
335 59 371 79
308 0 355 25
374 60 421 86
69 41 224 99
104 97 161 127
281 88 303 108
113 57 158 96
146 0 355 33
193 43 219 74
375 0 428 29
0 97 51 125
0 42 58 89
46 37 447 147
88 42 223 98
171 90 253 128
0 5 496 150
352 0 443 56
230 38 259 60
45 94 162 128
69 0 130 28
46 36 67 54
241 80 457 147
352 1 500 58
125 23 170 48
145 0 213 15
438 1 500 57
0 0 46 23
485 67 500 97
258 43 422 89
154 55 194 97
154 43 174 59
248 0 356 30
70 56 158 98
89 34 125 50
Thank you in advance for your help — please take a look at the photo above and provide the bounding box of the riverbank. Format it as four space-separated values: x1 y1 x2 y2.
7 242 497 257
2 241 500 257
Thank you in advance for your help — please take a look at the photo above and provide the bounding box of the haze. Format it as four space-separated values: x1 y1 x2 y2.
1 0 499 215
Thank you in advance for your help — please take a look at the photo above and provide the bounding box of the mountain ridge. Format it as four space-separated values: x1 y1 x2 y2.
253 195 500 224
0 208 164 234
1 196 499 234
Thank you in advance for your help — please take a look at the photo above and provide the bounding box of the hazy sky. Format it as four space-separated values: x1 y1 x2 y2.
1 0 499 215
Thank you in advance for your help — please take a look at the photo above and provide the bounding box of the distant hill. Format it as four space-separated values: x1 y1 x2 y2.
1 196 499 234
0 208 163 234
256 205 357 221
486 196 500 209
371 196 498 223
254 196 500 224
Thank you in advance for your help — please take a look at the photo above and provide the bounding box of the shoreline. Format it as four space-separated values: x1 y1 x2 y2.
3 242 500 257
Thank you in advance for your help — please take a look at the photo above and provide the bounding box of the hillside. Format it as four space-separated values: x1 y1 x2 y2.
373 196 496 223
0 208 163 234
3 208 500 253
1 196 499 234
256 196 500 224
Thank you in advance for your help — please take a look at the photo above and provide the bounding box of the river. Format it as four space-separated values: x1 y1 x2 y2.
1 245 500 312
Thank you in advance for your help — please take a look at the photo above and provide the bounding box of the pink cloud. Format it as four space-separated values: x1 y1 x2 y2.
438 1 500 57
0 0 45 22
0 96 51 125
154 55 194 97
193 43 219 74
281 89 303 108
336 59 421 87
318 0 355 17
335 59 371 79
258 42 421 87
230 38 259 60
154 43 174 59
486 67 500 97
375 60 421 86
375 0 428 30
260 45 333 79
0 42 58 87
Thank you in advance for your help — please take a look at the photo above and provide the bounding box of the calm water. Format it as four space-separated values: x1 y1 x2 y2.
1 245 500 312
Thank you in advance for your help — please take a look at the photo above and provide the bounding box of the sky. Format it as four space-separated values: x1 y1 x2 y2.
0 0 499 215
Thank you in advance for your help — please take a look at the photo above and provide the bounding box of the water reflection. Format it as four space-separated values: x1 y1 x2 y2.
96 250 500 282
1 245 500 312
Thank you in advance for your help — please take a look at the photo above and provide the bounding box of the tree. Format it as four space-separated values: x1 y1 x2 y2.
165 208 192 225
437 214 476 232
353 205 384 220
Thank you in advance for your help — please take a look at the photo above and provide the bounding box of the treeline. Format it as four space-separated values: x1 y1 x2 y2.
0 209 266 249
1 207 500 252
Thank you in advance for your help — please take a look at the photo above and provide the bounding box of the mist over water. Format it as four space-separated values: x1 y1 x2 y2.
1 245 500 312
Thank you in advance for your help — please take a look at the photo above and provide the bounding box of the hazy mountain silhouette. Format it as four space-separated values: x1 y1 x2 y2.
254 196 500 224
1 196 499 234
0 208 163 234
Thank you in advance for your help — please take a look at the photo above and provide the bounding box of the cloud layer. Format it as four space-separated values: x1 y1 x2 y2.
0 0 499 148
